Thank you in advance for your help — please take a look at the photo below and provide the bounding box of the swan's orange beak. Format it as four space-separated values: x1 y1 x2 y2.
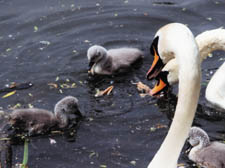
146 47 164 80
150 78 167 96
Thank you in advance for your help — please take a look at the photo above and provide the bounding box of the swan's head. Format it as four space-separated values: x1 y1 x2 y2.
146 23 199 95
146 23 196 81
149 59 179 95
54 96 82 128
188 127 210 148
87 45 107 69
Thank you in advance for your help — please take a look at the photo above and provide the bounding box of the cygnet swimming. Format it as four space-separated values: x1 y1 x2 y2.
188 127 225 168
9 96 82 135
87 45 144 75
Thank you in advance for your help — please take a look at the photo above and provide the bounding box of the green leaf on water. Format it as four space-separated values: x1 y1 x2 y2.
34 26 38 32
22 139 29 168
6 48 12 52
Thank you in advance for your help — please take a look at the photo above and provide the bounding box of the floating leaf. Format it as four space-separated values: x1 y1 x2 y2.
59 89 63 94
12 103 21 109
49 138 56 144
133 81 151 97
84 40 90 43
150 127 156 132
28 104 33 108
144 12 148 16
95 86 114 97
89 151 98 158
0 137 11 141
34 26 38 32
208 53 213 57
71 83 76 88
72 50 77 53
40 41 51 45
100 165 107 168
177 163 186 168
21 139 29 168
130 160 136 166
6 48 12 52
28 93 33 97
48 83 58 88
2 90 16 98
55 76 59 81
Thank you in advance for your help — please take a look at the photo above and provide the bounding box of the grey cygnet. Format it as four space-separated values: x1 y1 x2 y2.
9 96 82 135
87 45 144 75
188 127 225 168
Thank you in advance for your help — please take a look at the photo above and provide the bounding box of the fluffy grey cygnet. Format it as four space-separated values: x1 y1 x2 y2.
87 45 144 75
188 127 225 168
9 96 82 135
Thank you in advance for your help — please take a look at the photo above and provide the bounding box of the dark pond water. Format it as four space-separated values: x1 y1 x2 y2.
0 0 225 167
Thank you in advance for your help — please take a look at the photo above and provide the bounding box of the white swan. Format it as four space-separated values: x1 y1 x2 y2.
146 23 201 168
188 127 225 168
9 96 82 135
150 28 225 110
87 45 144 75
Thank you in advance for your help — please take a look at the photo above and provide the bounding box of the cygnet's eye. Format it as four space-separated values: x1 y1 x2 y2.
68 103 77 110
97 51 101 56
92 55 97 59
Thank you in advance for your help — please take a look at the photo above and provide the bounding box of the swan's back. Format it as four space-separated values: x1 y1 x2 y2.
206 62 225 110
108 48 143 70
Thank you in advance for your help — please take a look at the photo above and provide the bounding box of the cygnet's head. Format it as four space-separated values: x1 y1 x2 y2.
87 45 107 68
54 96 82 128
188 127 210 148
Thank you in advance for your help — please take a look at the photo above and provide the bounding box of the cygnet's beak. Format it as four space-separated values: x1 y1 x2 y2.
185 139 192 154
88 60 95 70
150 71 169 96
146 47 164 80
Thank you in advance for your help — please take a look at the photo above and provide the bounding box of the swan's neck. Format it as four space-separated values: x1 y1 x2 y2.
148 51 201 168
196 28 225 61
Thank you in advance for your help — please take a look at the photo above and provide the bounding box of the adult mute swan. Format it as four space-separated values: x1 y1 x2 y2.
146 23 201 168
188 127 225 168
149 28 225 110
87 45 144 75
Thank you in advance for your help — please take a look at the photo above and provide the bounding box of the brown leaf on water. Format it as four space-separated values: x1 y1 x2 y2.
48 83 58 89
136 82 151 92
155 123 168 129
133 81 151 97
95 86 114 97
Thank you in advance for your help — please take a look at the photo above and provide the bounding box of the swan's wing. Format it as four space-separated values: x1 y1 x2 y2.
205 62 225 110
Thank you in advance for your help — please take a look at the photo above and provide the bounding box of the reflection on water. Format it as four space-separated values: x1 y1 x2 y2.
0 0 224 167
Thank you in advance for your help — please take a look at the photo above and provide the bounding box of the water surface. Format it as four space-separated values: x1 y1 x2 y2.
0 0 224 167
